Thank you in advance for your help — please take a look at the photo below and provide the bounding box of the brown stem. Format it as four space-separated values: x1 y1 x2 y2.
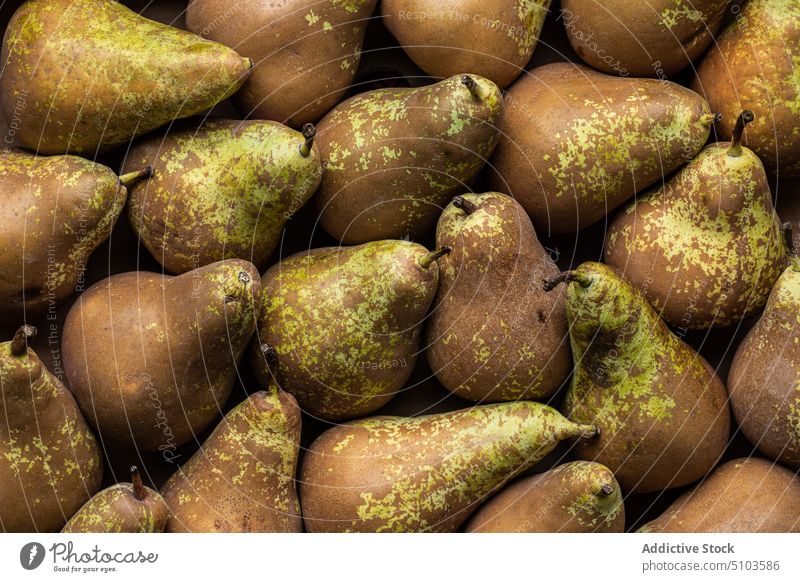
131 466 146 501
782 222 796 257
419 246 452 269
543 271 592 292
461 75 486 100
299 123 316 157
119 166 154 188
728 110 754 157
452 195 478 215
10 325 36 356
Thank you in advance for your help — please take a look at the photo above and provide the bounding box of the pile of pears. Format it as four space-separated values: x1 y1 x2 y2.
0 0 798 535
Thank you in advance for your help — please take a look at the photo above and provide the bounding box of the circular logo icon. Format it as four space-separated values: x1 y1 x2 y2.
20 542 45 570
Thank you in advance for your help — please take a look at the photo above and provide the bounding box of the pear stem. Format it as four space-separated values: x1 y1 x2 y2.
452 195 478 215
299 123 316 157
728 110 754 157
260 343 278 365
599 483 614 496
131 466 146 501
10 325 36 356
419 246 452 269
119 166 154 188
782 222 796 256
461 75 486 100
700 112 723 126
543 271 592 292
580 424 600 439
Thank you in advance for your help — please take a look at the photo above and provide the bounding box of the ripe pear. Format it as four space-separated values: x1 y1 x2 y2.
250 241 447 421
382 0 551 89
728 261 800 468
549 262 730 493
426 193 570 402
123 118 322 274
638 458 800 532
62 467 168 533
693 0 800 176
161 390 302 533
560 0 729 77
605 111 788 329
314 74 503 243
0 0 250 155
0 150 151 319
301 402 598 532
465 461 625 533
489 62 714 233
187 0 376 127
1 326 102 532
62 260 260 451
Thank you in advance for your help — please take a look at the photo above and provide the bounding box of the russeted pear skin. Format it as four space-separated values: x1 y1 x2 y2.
382 0 551 89
638 458 800 532
161 390 302 533
465 461 625 533
489 62 713 233
186 0 376 127
1 326 102 532
605 112 787 329
123 119 322 274
426 193 570 402
693 0 800 176
300 402 597 532
560 0 729 77
0 0 250 155
62 260 260 451
728 262 800 468
555 263 730 493
250 241 445 421
313 74 503 243
62 467 168 533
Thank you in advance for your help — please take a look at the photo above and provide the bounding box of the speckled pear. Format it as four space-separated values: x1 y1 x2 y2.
1 326 102 532
301 402 598 532
250 240 446 421
426 193 570 402
489 62 714 233
123 119 322 274
0 150 150 319
62 260 261 451
62 467 168 533
0 0 251 155
313 74 503 243
605 111 788 329
550 262 730 493
465 461 625 533
161 390 302 533
728 261 800 469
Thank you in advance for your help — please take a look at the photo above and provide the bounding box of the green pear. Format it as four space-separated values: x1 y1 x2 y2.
301 402 598 532
0 0 251 155
123 118 322 274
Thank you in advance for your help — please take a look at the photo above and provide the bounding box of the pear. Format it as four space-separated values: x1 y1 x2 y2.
1 326 102 532
605 111 788 329
161 390 302 533
382 0 551 89
313 74 503 243
638 458 800 532
187 0 377 127
300 402 598 532
465 461 625 533
62 467 168 533
560 0 729 77
426 193 570 402
548 262 730 493
728 261 800 468
123 118 323 274
0 149 151 319
250 240 447 421
62 260 260 451
0 0 250 155
693 0 800 176
489 62 714 233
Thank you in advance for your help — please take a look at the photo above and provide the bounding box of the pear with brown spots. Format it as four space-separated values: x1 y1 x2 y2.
605 111 788 329
161 390 302 533
1 326 102 532
62 260 261 451
62 467 168 533
549 262 730 493
0 0 250 155
301 401 598 532
426 193 570 402
489 62 714 233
